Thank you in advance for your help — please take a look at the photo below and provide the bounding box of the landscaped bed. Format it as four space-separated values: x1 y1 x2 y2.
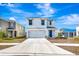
48 38 79 43
59 46 79 55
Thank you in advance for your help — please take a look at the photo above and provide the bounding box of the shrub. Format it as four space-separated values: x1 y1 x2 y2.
55 37 67 39
55 33 67 39
0 31 4 38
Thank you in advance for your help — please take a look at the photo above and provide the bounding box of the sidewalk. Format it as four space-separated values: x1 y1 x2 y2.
53 43 79 46
0 43 19 45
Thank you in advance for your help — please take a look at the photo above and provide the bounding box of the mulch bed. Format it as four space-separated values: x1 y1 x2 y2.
48 38 79 43
0 45 14 50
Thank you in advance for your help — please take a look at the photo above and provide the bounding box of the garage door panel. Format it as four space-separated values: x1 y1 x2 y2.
28 30 46 38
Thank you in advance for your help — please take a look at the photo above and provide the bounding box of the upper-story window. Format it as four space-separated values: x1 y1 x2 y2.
49 21 52 25
41 20 45 25
29 20 32 25
8 21 16 29
8 22 11 27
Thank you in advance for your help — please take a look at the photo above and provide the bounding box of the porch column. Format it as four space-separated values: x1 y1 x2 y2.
68 32 70 38
45 29 48 38
73 32 75 37
12 31 15 38
26 30 29 38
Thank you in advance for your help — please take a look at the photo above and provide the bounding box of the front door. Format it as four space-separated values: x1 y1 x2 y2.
49 30 52 37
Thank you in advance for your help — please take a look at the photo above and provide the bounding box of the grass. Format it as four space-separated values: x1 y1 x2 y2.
0 38 26 43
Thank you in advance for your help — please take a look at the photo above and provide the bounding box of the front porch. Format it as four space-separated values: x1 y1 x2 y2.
7 30 17 38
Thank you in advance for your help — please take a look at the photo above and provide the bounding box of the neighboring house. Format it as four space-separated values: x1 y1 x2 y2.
76 25 79 36
0 18 25 38
15 23 25 37
0 19 8 33
26 18 57 38
60 29 76 37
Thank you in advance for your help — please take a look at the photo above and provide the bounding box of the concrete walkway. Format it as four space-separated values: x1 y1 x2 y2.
53 43 79 46
0 38 75 56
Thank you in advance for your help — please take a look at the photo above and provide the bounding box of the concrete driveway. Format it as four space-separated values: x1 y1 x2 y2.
0 38 74 56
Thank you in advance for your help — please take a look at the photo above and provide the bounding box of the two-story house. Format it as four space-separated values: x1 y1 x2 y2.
26 18 57 38
0 17 25 38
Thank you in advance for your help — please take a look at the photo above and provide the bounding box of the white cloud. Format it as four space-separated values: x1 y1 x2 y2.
35 3 55 17
9 17 16 21
0 3 55 17
36 12 42 15
10 9 24 13
10 8 34 17
59 14 79 25
36 3 51 10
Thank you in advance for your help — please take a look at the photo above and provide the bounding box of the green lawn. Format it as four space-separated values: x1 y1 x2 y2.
0 38 26 43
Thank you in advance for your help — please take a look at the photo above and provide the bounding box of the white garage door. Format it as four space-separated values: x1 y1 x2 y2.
28 30 46 38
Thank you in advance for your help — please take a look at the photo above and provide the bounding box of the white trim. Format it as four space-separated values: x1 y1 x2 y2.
28 28 46 30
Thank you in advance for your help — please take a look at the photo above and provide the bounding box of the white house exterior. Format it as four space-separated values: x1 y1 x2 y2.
76 25 79 36
26 18 57 38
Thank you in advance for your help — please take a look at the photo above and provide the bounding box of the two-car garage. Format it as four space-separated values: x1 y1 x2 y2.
28 30 46 38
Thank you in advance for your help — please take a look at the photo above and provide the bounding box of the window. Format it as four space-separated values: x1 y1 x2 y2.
29 20 32 25
8 22 16 29
41 20 45 25
8 22 11 27
49 21 52 25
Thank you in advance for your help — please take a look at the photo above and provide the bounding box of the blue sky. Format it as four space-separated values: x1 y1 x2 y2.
0 3 79 30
